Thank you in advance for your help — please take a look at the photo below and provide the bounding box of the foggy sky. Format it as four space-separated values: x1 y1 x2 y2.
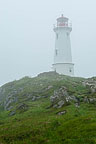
0 0 96 86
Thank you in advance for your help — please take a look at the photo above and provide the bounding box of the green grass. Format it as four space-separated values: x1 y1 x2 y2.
0 98 96 144
0 72 96 144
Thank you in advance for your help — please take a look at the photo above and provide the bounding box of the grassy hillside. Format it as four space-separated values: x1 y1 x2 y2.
0 72 96 144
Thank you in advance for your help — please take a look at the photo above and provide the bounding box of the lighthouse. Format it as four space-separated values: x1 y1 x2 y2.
53 14 74 76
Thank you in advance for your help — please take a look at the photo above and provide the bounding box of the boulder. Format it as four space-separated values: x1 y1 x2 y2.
45 85 53 91
32 96 36 101
83 97 96 104
50 86 71 108
58 100 64 108
53 104 58 108
7 106 13 111
90 86 96 93
82 79 96 93
83 97 89 103
17 103 28 112
57 110 66 115
50 86 81 108
89 98 96 104
75 103 80 108
4 96 18 110
9 110 16 116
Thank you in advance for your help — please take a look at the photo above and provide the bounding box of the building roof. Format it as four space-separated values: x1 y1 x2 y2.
57 14 69 22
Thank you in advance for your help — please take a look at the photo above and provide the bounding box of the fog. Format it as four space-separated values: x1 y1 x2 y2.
0 0 96 86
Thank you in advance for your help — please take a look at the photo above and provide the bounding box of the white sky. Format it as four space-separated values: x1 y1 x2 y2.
0 0 96 86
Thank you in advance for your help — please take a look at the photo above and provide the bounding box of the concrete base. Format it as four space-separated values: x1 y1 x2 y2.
52 63 74 76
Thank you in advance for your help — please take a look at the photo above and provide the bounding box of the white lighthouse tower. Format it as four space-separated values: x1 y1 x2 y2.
53 14 74 76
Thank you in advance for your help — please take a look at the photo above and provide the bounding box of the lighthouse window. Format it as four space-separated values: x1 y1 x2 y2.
69 69 72 72
56 34 58 39
55 49 58 56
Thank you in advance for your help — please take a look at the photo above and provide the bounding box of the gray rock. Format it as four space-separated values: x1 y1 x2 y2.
4 96 18 110
72 96 80 103
89 98 96 104
7 106 13 111
83 97 96 104
91 88 96 93
75 103 80 108
57 110 66 115
45 85 53 91
83 97 89 103
36 96 41 99
90 86 96 93
50 94 58 104
58 100 64 108
82 79 96 93
42 95 48 98
32 96 36 101
50 85 82 109
17 103 28 111
50 86 76 108
9 110 16 116
53 104 58 108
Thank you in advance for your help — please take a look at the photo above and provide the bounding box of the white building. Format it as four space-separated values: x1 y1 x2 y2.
53 14 74 76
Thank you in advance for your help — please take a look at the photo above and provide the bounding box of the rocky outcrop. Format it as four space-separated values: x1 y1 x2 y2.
82 78 96 93
50 84 96 109
0 72 96 114
84 96 96 104
45 85 53 91
9 103 28 116
4 95 18 110
50 86 79 108
0 83 54 112
17 103 28 111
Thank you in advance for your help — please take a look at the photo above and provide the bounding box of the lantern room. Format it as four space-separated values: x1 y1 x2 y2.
57 14 69 27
